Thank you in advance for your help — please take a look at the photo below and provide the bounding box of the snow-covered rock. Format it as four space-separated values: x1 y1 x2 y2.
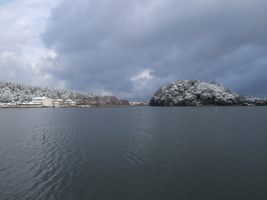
150 79 266 106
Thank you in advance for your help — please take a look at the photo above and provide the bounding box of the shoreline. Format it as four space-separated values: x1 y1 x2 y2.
1 104 265 109
0 105 135 108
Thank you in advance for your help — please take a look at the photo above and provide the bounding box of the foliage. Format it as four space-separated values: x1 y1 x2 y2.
0 81 129 105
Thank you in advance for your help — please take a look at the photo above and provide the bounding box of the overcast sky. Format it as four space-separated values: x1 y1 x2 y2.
1 0 266 101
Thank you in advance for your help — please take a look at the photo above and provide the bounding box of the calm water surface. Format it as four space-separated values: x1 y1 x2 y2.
0 106 267 200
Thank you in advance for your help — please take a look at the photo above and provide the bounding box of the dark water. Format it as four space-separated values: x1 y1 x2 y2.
0 106 267 200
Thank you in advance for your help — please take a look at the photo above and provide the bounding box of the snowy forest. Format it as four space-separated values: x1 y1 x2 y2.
0 81 129 105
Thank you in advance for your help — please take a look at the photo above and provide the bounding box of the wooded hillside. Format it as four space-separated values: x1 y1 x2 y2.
0 81 129 105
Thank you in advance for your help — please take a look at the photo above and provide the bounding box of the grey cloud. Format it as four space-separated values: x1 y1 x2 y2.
41 0 267 101
0 55 39 86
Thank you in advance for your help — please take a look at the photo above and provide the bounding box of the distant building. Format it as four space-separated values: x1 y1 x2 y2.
32 97 53 107
56 99 64 104
52 99 60 107
65 99 75 106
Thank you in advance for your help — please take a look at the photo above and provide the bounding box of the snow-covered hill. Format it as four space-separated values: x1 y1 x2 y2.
150 79 266 106
0 81 129 105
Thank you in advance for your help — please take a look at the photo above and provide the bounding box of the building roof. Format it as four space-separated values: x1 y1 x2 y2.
32 97 48 100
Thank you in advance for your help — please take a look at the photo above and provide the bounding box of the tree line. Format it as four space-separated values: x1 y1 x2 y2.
0 81 129 105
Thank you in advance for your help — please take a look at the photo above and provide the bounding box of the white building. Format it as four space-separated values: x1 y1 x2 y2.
56 99 64 104
65 99 75 106
52 99 60 107
32 97 53 107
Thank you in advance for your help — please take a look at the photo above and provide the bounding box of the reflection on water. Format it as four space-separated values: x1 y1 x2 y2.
0 107 267 199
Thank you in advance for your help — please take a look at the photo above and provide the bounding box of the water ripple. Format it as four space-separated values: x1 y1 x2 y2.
0 107 267 199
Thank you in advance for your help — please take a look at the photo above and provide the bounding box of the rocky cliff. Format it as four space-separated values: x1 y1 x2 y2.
150 79 266 106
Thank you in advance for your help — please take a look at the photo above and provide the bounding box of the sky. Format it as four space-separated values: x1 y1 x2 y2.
0 0 267 101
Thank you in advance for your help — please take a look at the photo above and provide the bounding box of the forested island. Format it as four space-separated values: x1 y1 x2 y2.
150 79 266 106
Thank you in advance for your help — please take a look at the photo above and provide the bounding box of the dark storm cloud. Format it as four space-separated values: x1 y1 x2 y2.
41 0 267 101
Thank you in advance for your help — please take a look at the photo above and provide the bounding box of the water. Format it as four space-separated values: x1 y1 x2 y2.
0 106 267 200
